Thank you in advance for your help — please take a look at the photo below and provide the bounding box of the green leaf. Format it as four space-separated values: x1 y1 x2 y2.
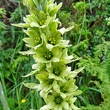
88 87 103 95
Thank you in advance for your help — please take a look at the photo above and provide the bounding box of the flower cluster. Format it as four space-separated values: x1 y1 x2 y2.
12 0 84 109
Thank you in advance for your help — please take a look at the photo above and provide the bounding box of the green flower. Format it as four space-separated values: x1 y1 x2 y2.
57 80 82 98
46 62 70 82
36 70 58 93
44 93 69 110
40 105 50 110
39 95 80 110
68 67 84 79
32 63 46 71
58 26 74 35
23 11 47 28
44 1 62 17
12 0 83 110
23 0 62 17
23 83 39 89
22 63 46 77
19 49 35 55
34 45 60 67
23 28 42 49
41 30 69 51
11 11 61 30
60 48 73 64
23 0 39 15
67 96 80 110
12 11 52 28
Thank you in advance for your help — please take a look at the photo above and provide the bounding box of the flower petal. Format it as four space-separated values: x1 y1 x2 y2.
23 83 39 89
62 101 69 109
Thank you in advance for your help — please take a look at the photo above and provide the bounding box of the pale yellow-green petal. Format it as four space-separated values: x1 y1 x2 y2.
62 101 69 109
23 83 39 89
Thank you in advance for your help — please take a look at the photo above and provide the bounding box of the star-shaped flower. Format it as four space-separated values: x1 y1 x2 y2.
23 28 42 49
23 11 47 28
34 45 60 67
46 62 70 82
12 11 52 28
59 48 73 64
66 96 80 110
57 80 82 98
23 0 62 17
41 30 70 51
44 93 69 110
36 70 58 92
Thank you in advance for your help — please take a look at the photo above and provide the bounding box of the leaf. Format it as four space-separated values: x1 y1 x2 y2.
0 22 7 29
88 87 103 95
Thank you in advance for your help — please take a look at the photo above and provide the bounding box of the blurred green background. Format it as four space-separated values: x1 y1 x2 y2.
0 0 110 110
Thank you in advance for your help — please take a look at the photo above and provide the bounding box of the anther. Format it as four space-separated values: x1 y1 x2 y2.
35 40 37 43
40 22 42 25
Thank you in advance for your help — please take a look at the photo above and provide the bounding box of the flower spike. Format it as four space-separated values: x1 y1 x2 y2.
12 0 84 109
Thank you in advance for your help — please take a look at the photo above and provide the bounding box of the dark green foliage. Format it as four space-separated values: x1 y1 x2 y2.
57 0 110 110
